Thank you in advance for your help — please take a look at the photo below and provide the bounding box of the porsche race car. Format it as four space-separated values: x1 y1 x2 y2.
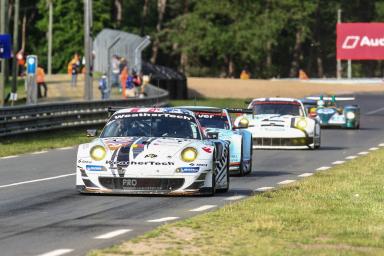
234 98 321 149
304 96 360 129
76 108 230 195
179 106 253 176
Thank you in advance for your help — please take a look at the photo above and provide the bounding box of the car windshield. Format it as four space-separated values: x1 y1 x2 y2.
195 112 230 130
251 101 303 116
101 112 201 139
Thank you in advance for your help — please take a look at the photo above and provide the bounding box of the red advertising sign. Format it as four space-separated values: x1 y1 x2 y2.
337 23 384 60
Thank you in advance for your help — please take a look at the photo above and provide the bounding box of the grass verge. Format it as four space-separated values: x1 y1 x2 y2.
89 149 384 256
0 98 244 157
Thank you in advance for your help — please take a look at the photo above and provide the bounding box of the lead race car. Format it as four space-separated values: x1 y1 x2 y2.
179 106 253 176
303 96 360 129
76 108 230 195
234 98 321 149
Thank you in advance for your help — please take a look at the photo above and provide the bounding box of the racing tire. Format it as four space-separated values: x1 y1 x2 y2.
208 156 217 196
239 140 246 176
246 140 253 174
217 151 230 193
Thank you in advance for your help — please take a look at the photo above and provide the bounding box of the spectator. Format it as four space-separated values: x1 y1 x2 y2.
71 61 78 87
132 70 142 97
240 67 251 80
299 69 309 80
125 71 135 97
111 55 121 90
98 74 110 100
16 50 25 77
120 66 128 97
141 74 150 97
36 66 47 98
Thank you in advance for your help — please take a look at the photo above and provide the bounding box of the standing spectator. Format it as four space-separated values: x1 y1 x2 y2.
120 66 128 97
125 71 135 97
36 66 47 98
71 61 78 87
132 70 142 97
111 55 121 90
16 50 25 77
98 74 110 99
141 74 150 97
240 67 251 80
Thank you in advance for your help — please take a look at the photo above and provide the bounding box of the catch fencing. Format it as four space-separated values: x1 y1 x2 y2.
0 85 168 137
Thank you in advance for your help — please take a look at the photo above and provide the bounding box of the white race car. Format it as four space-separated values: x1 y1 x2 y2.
234 98 321 149
76 108 230 195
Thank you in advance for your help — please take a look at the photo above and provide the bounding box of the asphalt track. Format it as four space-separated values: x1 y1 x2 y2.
1 93 384 256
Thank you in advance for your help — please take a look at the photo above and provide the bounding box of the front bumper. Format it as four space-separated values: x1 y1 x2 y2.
253 137 314 149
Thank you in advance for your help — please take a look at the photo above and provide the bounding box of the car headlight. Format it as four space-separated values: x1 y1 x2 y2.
90 145 107 161
239 118 249 128
346 112 355 119
296 119 307 129
181 147 198 162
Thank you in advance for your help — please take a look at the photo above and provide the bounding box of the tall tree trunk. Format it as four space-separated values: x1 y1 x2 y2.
150 0 167 64
114 0 122 28
316 48 324 78
179 0 189 74
265 40 272 76
140 0 149 36
21 12 26 50
289 27 303 78
225 56 234 78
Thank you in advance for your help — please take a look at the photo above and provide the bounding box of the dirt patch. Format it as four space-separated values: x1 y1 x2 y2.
108 227 202 256
187 77 384 99
295 242 377 253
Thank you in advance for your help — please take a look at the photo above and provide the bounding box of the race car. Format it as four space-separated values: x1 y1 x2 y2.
304 96 360 129
234 98 321 149
179 106 253 176
76 107 230 196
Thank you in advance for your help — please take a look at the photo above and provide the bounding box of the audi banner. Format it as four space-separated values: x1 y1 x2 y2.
337 23 384 60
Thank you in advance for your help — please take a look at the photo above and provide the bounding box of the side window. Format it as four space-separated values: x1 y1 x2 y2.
191 123 199 139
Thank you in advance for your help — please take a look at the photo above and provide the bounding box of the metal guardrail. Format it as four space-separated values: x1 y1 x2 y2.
0 85 169 137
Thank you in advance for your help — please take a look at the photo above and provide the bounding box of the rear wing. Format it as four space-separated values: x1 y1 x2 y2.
108 107 125 113
177 107 223 113
226 108 253 114
306 96 355 101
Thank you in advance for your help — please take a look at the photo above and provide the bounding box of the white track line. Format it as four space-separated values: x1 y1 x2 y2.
369 147 379 151
332 160 345 165
277 180 296 185
31 151 48 155
366 107 384 115
189 205 217 212
147 217 179 223
254 186 274 192
224 195 246 201
0 173 75 189
57 147 74 150
94 229 132 239
316 166 331 171
298 173 313 177
358 151 369 155
378 143 384 147
0 155 19 159
345 155 357 160
37 249 74 256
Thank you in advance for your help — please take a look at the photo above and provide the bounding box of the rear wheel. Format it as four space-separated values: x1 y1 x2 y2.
239 141 245 176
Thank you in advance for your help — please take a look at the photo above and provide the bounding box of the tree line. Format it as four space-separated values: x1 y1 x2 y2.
3 0 384 78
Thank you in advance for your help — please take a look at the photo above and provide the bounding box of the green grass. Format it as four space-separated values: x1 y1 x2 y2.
0 98 243 157
0 127 97 157
89 149 384 256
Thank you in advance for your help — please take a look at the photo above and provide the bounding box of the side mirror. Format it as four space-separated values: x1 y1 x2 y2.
206 132 219 139
86 129 98 137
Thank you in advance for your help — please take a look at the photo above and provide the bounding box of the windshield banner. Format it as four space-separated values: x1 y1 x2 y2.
337 23 384 60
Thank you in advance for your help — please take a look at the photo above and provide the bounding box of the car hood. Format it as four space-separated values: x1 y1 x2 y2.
247 114 295 128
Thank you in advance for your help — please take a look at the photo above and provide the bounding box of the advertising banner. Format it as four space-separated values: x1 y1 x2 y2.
337 23 384 60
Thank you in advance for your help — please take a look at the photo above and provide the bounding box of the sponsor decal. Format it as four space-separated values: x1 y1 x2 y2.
106 160 130 165
130 161 175 166
78 159 92 164
132 143 145 148
202 146 213 153
342 35 384 49
189 163 208 167
145 154 158 158
122 178 137 187
86 165 105 171
176 167 200 173
113 112 192 121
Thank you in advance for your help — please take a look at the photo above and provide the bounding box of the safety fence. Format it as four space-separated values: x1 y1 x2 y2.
0 85 168 137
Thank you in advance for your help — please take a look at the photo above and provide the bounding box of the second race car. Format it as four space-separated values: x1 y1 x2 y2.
179 106 253 176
